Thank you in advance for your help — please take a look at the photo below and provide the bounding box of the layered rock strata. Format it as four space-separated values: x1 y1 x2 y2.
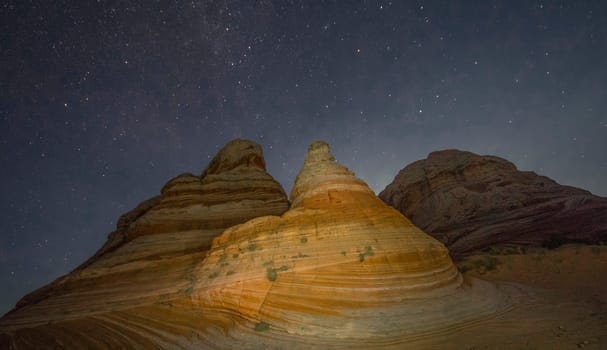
0 141 516 349
0 139 289 348
184 141 513 348
379 149 607 257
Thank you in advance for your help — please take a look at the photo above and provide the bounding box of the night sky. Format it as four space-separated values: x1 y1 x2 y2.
1 1 606 316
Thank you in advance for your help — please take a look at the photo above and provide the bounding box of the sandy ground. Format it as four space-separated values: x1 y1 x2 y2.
425 244 607 349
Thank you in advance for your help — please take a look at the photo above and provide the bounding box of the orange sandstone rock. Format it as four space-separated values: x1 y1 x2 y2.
0 139 288 348
188 141 514 347
0 141 515 349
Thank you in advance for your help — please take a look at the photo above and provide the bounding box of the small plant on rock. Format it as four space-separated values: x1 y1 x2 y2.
254 321 270 332
266 268 278 281
358 246 374 262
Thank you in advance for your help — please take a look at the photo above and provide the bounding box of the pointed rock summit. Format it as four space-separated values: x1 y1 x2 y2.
379 149 607 257
290 140 373 207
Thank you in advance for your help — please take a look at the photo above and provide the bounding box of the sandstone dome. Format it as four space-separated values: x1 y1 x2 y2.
0 140 516 349
188 141 514 348
379 149 607 257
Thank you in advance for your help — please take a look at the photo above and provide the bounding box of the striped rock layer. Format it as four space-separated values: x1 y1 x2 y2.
0 139 289 349
0 141 514 349
187 141 512 348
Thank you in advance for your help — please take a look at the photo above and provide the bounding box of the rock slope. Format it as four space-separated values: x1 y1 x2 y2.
183 141 513 348
0 141 516 349
0 139 289 348
379 149 607 258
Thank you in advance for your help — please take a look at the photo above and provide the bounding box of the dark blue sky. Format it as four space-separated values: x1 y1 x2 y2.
1 0 606 315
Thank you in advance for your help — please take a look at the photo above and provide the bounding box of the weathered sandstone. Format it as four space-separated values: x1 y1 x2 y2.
0 142 516 349
379 149 607 258
181 141 513 348
0 139 289 348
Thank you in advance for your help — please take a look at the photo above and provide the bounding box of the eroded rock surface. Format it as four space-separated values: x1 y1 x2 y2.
379 149 607 258
0 142 515 349
0 139 289 348
185 141 512 348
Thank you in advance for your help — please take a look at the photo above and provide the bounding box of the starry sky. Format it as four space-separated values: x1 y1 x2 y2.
1 0 606 316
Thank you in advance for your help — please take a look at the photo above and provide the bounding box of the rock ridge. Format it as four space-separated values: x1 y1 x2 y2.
380 149 607 257
0 139 289 347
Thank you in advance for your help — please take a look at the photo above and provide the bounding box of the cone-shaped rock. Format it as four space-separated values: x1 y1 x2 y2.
0 139 289 348
189 141 513 348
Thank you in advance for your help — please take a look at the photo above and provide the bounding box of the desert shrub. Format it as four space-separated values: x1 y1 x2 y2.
359 246 374 262
300 237 308 244
208 272 219 279
254 322 270 332
247 243 258 251
266 268 277 281
473 256 499 272
266 266 289 282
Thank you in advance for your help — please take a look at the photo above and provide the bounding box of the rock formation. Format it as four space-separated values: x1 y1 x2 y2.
0 141 516 349
0 139 289 348
177 141 511 348
379 149 607 258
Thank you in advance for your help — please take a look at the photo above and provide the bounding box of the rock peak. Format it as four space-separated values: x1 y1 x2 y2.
202 139 266 177
303 140 335 163
290 140 372 207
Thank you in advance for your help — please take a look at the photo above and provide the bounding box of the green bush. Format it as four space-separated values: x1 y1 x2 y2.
266 268 277 281
254 321 270 332
266 266 289 281
359 246 374 262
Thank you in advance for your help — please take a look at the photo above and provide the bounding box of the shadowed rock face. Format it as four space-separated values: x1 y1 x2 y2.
0 139 289 348
379 149 607 258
